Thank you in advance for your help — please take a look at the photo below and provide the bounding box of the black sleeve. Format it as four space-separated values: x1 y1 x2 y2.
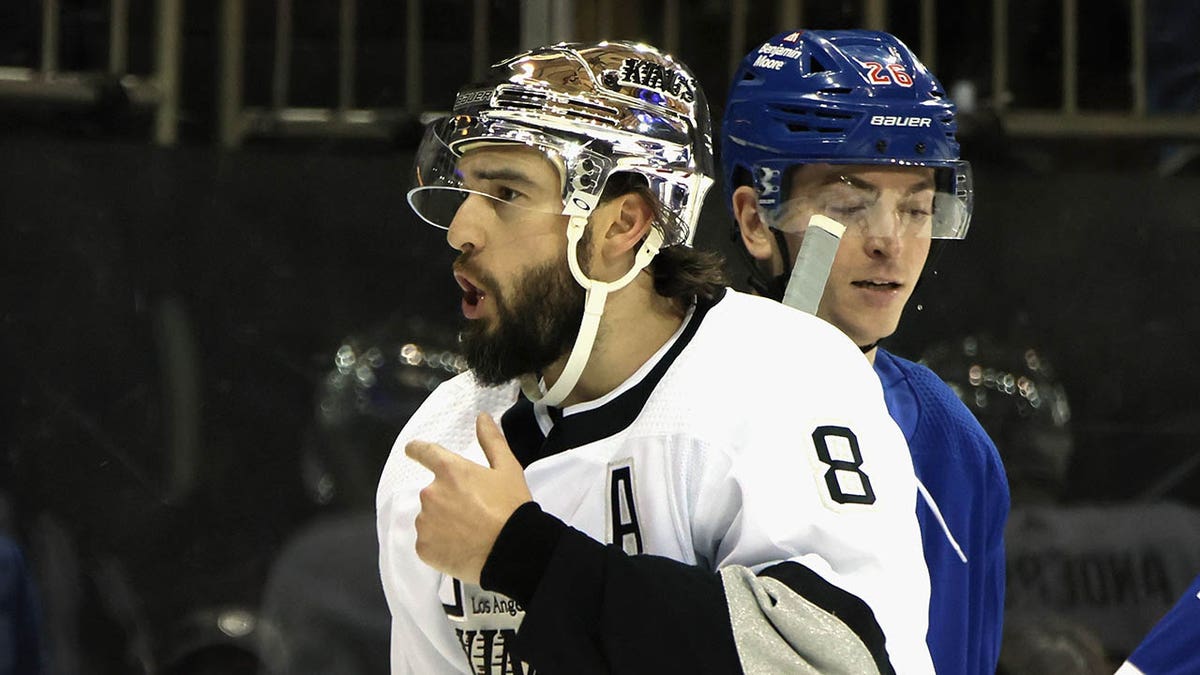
480 502 744 675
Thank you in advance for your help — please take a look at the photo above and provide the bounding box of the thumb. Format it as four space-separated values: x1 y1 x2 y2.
476 413 520 472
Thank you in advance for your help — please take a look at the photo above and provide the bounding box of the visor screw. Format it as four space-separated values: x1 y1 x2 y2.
875 139 888 153
602 71 619 88
915 142 927 154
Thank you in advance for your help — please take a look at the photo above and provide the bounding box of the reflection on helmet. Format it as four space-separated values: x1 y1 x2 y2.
722 30 972 239
409 40 715 246
920 335 1073 504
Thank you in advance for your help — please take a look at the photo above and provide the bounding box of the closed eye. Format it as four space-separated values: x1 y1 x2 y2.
899 197 934 218
829 201 869 217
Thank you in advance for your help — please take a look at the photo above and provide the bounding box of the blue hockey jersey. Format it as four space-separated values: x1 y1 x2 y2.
874 348 1010 675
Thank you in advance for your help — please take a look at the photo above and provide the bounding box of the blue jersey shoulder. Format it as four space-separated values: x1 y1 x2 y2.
876 350 1004 471
874 347 1009 675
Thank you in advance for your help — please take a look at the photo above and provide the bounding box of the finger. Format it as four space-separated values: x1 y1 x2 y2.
405 439 453 473
476 413 519 472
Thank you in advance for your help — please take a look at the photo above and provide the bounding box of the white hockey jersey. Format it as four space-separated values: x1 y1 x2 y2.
377 289 933 674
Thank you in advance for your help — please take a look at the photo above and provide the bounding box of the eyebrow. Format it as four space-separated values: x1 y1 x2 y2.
463 166 537 187
823 173 936 195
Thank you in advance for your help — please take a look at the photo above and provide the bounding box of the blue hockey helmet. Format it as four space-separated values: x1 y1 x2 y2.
722 30 972 239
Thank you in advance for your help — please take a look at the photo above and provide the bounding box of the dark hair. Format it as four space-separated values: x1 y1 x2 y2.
600 173 728 304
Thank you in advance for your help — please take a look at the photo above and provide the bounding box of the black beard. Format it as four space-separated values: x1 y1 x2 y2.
459 250 587 387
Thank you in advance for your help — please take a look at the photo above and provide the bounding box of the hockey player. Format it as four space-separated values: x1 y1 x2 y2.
721 30 1010 675
377 40 935 674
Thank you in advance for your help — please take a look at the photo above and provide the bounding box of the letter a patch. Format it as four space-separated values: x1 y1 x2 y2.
607 460 644 555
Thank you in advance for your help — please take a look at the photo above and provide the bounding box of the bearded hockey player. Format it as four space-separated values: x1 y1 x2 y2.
377 40 934 674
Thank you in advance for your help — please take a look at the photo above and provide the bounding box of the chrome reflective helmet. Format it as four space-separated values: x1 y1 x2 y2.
410 39 714 246
408 40 715 406
722 29 972 239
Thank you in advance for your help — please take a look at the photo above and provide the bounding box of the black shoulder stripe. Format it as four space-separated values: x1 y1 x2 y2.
503 289 729 469
500 395 547 469
539 289 726 457
759 560 896 675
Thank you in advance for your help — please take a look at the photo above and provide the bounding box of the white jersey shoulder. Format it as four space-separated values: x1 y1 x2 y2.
671 290 891 425
649 291 931 671
377 371 518 499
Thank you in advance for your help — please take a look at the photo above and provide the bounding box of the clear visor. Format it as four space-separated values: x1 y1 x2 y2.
407 116 613 229
408 185 567 230
759 162 973 239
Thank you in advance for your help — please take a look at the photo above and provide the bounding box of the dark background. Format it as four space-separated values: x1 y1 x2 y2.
4 1 1199 673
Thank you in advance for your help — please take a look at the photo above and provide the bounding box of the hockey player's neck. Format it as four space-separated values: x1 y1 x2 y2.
548 281 685 407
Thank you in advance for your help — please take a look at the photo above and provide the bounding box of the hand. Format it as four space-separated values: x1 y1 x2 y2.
406 413 533 585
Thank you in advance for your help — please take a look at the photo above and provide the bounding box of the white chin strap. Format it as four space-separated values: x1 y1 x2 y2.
520 214 664 407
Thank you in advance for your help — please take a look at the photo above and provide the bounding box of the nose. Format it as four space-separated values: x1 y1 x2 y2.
446 193 487 252
862 210 902 258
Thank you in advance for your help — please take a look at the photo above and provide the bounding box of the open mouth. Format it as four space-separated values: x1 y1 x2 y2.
852 280 902 290
455 272 487 315
464 285 483 307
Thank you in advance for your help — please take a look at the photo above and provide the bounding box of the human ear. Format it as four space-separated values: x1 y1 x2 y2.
732 186 773 262
601 191 655 259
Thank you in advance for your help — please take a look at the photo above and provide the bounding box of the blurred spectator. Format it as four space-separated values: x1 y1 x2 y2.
998 610 1112 675
923 333 1200 660
0 532 45 675
258 316 462 675
920 335 1072 506
2 357 47 675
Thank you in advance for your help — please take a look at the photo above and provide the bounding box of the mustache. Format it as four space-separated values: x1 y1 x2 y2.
452 251 497 291
452 249 475 276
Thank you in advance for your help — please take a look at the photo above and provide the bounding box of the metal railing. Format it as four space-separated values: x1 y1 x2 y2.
214 0 1199 147
218 0 460 147
987 0 1198 138
7 0 1192 147
0 0 184 145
